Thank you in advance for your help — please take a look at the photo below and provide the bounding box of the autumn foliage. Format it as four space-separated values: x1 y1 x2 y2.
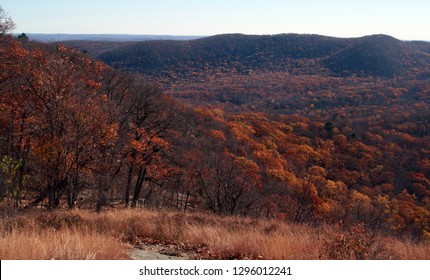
0 35 175 212
1 20 430 259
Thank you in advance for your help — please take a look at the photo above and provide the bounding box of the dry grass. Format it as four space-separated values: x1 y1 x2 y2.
0 210 128 260
179 221 321 259
0 229 128 260
378 237 430 260
86 209 323 259
0 208 429 260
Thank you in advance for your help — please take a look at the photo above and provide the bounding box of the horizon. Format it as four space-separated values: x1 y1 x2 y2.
2 0 430 41
17 32 430 44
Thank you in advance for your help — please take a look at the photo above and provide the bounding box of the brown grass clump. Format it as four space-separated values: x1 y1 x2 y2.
0 229 128 260
180 218 321 259
377 237 430 260
0 208 429 260
0 210 128 260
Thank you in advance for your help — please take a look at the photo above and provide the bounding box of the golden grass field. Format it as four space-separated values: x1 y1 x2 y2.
0 208 429 260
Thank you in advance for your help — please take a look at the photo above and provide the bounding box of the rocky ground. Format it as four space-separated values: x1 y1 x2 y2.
128 243 195 260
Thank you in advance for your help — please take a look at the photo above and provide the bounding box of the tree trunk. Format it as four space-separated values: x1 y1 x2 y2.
132 167 146 207
96 184 106 213
124 164 133 207
47 178 67 209
68 164 79 209
184 192 190 212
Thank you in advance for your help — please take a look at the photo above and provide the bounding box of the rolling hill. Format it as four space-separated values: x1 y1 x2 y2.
322 35 430 77
67 33 430 78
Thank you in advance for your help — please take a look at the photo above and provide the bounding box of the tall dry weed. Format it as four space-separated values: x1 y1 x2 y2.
1 208 429 260
0 229 128 259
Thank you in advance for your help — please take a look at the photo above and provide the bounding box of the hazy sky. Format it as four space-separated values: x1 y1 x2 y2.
2 0 429 40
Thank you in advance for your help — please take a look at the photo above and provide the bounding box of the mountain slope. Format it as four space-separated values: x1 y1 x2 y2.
409 40 430 54
323 35 430 77
74 33 430 78
96 33 352 77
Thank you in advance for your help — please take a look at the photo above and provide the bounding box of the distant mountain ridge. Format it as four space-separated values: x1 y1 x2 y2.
22 33 204 43
67 33 430 78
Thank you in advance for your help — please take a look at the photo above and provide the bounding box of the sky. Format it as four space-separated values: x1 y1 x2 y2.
1 0 429 40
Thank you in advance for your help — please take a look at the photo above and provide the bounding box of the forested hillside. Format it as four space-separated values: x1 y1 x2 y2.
1 25 430 247
69 33 430 79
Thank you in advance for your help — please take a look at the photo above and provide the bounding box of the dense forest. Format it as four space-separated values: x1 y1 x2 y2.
71 33 430 79
1 10 430 248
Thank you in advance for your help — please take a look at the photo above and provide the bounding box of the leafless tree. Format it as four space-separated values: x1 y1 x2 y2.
0 6 16 35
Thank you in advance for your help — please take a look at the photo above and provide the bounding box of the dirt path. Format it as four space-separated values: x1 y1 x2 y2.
128 244 195 260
